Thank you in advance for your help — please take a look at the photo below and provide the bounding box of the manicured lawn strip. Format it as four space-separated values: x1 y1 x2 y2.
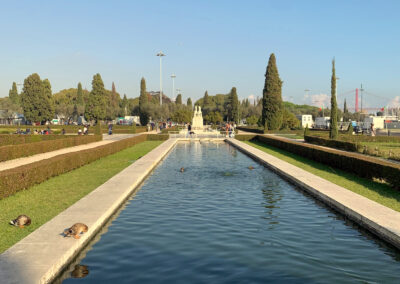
0 141 162 253
244 140 400 212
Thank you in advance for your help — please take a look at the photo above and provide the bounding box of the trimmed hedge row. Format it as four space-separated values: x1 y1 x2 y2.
0 135 103 162
146 134 169 141
304 135 362 152
0 134 67 146
0 134 165 199
0 125 148 134
235 134 257 141
236 126 265 134
250 135 400 189
309 131 400 143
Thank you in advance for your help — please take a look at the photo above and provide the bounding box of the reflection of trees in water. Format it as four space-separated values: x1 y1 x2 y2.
71 264 89 278
261 177 283 228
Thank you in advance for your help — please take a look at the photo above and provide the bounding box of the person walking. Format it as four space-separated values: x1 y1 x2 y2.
108 123 113 135
187 123 192 138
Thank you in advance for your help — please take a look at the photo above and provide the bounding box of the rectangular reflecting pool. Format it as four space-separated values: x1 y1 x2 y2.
61 142 400 283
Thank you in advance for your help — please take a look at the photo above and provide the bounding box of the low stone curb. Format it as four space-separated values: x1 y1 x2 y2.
0 138 178 284
226 138 400 250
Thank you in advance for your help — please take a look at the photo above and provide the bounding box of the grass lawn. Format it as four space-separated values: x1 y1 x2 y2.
359 142 400 160
274 133 304 140
0 141 162 253
245 140 400 212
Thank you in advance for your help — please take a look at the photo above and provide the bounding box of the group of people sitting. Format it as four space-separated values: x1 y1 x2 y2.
77 125 89 135
15 128 51 135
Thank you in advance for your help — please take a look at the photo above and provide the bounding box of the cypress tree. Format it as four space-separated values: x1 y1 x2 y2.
203 91 210 107
230 87 239 124
343 99 348 121
9 82 20 105
77 82 84 105
85 73 107 122
262 53 283 130
176 94 182 105
122 94 128 116
139 77 149 126
329 59 338 139
41 79 55 122
187 97 192 109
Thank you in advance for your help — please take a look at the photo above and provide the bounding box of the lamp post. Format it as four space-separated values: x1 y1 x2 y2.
171 74 176 101
156 51 166 105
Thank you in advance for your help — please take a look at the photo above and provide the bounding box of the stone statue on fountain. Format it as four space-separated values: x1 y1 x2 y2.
192 105 204 130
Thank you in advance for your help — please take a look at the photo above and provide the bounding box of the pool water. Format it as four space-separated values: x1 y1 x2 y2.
62 142 400 283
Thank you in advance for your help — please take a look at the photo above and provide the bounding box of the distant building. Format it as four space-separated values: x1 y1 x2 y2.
0 110 25 125
363 115 398 130
296 115 313 128
315 117 330 129
117 116 140 125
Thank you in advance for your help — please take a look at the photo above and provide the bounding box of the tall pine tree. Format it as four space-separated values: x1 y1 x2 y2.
203 91 210 107
9 82 20 105
187 97 192 109
139 77 149 126
343 99 348 121
262 53 283 130
330 58 338 139
176 94 182 105
122 94 128 116
77 82 84 105
85 73 107 122
229 87 239 124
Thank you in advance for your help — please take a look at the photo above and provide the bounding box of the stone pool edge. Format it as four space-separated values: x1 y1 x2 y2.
0 138 178 284
226 138 400 250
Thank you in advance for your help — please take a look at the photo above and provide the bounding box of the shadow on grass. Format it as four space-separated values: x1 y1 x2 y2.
246 140 400 212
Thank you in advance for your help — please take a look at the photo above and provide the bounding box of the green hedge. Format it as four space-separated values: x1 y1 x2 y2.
304 135 362 152
146 134 169 141
236 126 265 134
0 135 103 162
251 135 400 189
235 134 257 141
0 134 164 199
0 134 67 146
0 125 148 134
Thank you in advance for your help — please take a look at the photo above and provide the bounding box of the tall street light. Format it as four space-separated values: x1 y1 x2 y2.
171 74 176 101
156 51 166 105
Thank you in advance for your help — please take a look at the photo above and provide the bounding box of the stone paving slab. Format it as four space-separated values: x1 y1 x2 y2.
0 138 178 284
226 138 400 249
0 134 140 172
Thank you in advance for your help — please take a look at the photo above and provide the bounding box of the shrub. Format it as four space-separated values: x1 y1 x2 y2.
0 135 102 162
252 135 400 189
347 123 353 135
0 134 161 199
94 122 102 135
304 126 309 136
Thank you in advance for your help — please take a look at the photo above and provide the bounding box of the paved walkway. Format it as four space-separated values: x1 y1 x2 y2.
0 134 140 172
226 138 400 250
0 138 177 284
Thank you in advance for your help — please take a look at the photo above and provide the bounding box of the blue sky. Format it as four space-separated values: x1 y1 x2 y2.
1 0 399 110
